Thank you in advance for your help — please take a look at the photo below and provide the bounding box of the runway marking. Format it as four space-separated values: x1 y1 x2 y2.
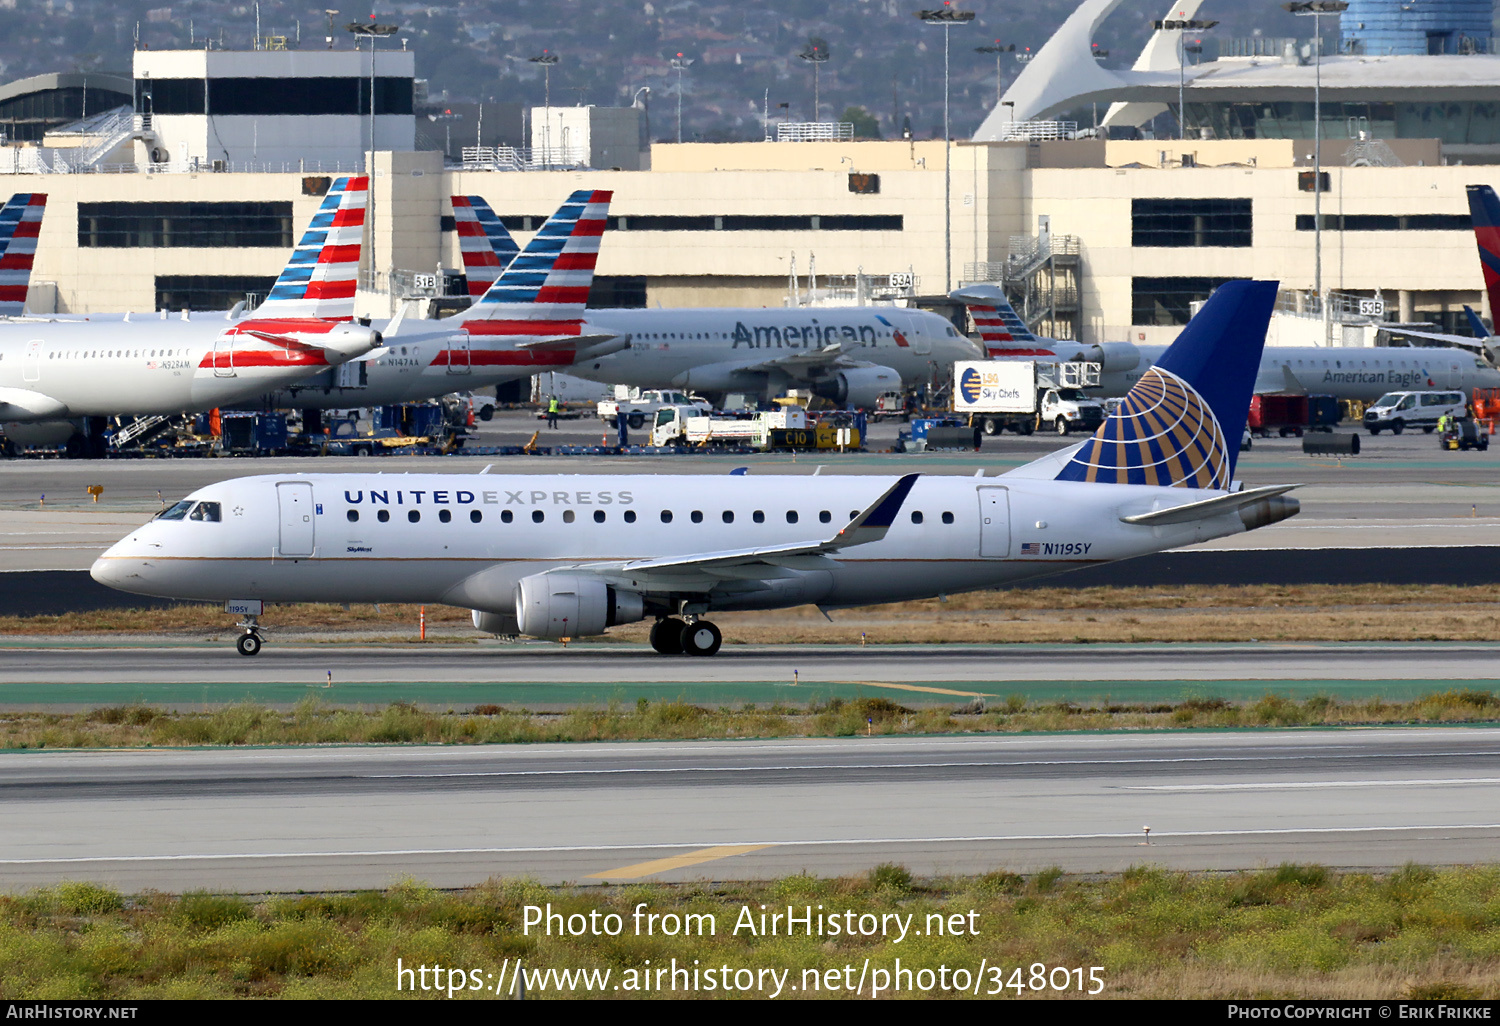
1128 777 1500 792
837 681 996 698
586 844 775 880
4 824 1500 866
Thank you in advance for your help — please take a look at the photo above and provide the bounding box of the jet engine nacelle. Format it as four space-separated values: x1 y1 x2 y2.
1082 342 1142 374
513 573 645 638
810 365 901 407
313 324 385 359
470 610 520 635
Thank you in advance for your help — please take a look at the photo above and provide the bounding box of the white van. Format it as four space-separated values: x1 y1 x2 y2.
1363 390 1468 435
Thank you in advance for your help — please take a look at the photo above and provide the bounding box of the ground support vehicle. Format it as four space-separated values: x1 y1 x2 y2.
651 405 838 450
870 391 911 422
1249 394 1309 438
952 360 1105 436
218 413 290 456
598 388 711 429
894 417 982 453
1441 419 1490 451
1364 390 1469 435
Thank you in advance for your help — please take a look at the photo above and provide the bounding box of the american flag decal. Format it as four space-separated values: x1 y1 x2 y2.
1020 542 1040 555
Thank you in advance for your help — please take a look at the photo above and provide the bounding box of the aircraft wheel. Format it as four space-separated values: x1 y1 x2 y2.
1054 417 1069 436
680 620 722 657
649 618 685 655
628 414 645 430
236 632 263 657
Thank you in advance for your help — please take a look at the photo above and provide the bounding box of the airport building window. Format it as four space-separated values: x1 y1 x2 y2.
408 510 420 523
753 510 765 523
1295 213 1470 232
377 510 390 522
588 277 648 309
624 510 637 523
1132 199 1252 248
500 510 513 523
691 510 703 523
136 76 413 116
942 512 955 524
819 510 831 524
83 202 294 249
438 509 452 523
532 511 545 523
661 510 673 523
786 511 799 524
156 276 281 313
500 214 904 233
911 511 924 524
562 510 576 523
470 510 482 523
346 510 359 523
1132 277 1240 326
594 510 606 523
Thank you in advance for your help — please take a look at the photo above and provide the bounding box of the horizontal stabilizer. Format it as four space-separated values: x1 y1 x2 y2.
1120 484 1299 526
515 333 621 352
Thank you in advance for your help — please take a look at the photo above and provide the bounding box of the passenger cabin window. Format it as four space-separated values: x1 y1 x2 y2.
347 510 359 523
156 500 194 521
691 510 703 523
377 510 390 522
532 511 545 523
470 510 483 523
624 510 637 523
661 510 673 523
722 511 734 524
819 511 831 524
501 510 513 523
942 512 954 524
438 509 452 523
911 511 924 524
594 510 606 523
753 510 765 523
563 510 576 523
408 510 420 523
786 511 799 524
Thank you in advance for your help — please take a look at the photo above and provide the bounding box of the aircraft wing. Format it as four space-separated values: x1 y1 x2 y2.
0 386 68 419
734 343 845 375
558 473 919 590
1378 325 1488 352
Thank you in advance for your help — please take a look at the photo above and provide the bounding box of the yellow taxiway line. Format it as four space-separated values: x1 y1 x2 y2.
587 844 775 880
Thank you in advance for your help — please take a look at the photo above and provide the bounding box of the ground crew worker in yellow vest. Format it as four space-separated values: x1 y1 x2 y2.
547 396 560 429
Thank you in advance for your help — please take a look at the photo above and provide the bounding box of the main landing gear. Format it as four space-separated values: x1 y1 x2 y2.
235 614 264 657
649 616 723 657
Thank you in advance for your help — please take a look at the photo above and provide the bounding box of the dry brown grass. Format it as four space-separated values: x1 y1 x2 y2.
8 585 1500 644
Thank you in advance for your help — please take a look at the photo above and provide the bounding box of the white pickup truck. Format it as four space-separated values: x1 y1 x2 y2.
598 388 711 430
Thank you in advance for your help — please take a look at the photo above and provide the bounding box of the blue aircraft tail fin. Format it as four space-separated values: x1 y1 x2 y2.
1464 304 1489 339
1054 279 1277 489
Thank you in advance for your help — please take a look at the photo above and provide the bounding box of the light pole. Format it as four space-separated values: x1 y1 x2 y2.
974 41 1014 109
529 51 559 166
917 4 975 294
324 9 338 49
797 43 830 122
347 18 398 293
670 53 693 143
1153 17 1217 141
1284 1 1348 315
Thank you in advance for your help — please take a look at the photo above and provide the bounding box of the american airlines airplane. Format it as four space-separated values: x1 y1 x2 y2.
257 190 624 410
458 194 983 405
93 280 1298 657
0 176 383 454
952 285 1500 403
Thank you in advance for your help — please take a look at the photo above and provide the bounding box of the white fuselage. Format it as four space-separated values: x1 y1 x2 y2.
0 317 378 421
573 307 982 394
93 471 1270 616
257 319 574 409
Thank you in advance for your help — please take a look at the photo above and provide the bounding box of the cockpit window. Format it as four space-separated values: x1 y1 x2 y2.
156 500 193 521
189 502 222 522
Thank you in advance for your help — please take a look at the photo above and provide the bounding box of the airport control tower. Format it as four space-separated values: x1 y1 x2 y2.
1341 0 1494 55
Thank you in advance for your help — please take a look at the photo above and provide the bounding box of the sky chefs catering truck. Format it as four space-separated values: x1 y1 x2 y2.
953 360 1106 436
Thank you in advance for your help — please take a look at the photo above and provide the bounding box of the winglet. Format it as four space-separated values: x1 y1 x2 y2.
830 473 919 548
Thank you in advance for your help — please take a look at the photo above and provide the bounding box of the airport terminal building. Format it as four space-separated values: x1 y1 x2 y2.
7 5 1500 349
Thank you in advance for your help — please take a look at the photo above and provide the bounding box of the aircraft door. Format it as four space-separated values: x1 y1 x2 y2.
446 332 471 375
276 482 316 558
211 331 236 378
902 311 933 355
22 340 41 382
977 486 1010 558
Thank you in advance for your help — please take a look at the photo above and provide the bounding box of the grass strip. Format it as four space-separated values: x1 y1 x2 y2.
2 864 1497 999
3 689 1498 749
